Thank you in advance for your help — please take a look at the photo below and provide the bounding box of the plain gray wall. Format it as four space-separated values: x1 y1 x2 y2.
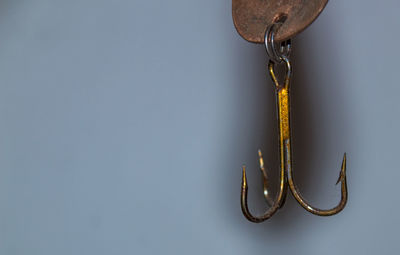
0 0 398 254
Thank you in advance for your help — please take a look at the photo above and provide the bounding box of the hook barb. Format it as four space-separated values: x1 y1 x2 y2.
336 153 346 185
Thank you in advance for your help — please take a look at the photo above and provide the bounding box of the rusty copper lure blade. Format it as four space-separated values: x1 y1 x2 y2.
232 0 329 43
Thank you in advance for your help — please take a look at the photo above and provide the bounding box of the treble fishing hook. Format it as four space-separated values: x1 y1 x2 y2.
240 21 348 223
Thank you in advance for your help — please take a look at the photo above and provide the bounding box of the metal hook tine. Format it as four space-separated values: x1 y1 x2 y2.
241 156 286 223
258 149 288 209
287 153 348 216
258 150 274 206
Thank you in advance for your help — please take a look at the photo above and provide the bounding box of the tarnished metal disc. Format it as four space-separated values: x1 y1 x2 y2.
232 0 329 43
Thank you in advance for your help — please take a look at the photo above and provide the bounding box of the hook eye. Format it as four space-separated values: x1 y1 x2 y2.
268 55 292 90
265 22 291 63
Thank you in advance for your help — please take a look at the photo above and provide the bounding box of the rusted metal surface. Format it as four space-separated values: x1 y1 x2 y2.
232 0 329 43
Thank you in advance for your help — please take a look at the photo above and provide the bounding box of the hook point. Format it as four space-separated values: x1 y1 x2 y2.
242 165 247 188
258 149 265 169
336 153 347 185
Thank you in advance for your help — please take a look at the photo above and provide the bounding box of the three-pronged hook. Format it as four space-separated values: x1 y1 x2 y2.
240 21 348 223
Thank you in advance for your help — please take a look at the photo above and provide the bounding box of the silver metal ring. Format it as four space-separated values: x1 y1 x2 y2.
265 22 291 63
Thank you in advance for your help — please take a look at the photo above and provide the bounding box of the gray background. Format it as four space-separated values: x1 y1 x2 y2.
0 0 398 254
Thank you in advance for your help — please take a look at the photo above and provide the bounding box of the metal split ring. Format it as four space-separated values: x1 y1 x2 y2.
265 22 291 63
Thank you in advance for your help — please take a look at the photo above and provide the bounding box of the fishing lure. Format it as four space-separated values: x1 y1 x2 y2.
232 0 347 222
